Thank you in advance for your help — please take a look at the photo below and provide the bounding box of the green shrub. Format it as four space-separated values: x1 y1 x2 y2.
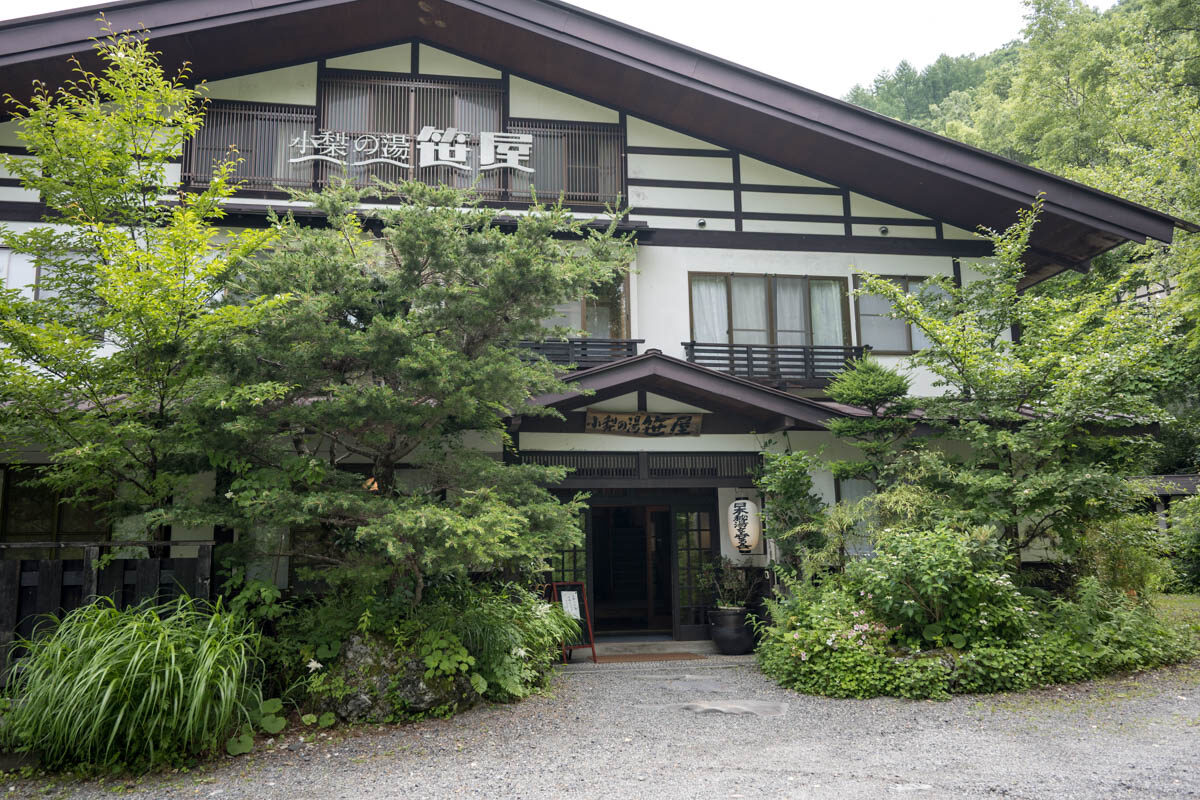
758 551 1196 700
846 525 1033 649
405 581 579 701
1073 514 1171 594
1166 496 1200 591
3 596 261 771
756 580 950 700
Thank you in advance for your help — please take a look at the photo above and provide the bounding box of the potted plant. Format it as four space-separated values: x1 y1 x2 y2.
704 557 761 655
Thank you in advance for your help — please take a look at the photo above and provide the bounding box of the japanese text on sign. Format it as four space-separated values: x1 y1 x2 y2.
289 127 535 173
731 501 751 552
583 409 703 437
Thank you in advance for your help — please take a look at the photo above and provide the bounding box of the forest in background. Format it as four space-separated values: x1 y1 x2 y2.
845 0 1200 474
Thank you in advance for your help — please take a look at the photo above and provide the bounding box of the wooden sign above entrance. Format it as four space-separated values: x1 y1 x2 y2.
584 409 703 437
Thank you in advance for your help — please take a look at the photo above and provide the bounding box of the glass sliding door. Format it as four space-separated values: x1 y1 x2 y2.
672 508 717 640
690 273 851 347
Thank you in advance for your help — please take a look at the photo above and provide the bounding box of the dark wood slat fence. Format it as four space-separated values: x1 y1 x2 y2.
0 541 214 679
682 342 868 386
520 337 642 368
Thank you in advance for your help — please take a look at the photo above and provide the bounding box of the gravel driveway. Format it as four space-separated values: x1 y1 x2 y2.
15 655 1200 800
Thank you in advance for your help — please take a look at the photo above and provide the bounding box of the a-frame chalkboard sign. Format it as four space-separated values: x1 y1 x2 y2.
551 581 596 663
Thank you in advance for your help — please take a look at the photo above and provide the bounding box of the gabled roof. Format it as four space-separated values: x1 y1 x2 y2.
0 0 1192 285
528 350 845 431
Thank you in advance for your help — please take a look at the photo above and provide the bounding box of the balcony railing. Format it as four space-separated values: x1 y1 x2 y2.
520 338 643 368
682 342 867 386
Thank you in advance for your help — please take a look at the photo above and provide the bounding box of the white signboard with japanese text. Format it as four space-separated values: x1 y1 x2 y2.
560 590 581 620
289 126 534 173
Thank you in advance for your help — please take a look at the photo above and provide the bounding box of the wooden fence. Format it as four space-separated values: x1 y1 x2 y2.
0 541 214 677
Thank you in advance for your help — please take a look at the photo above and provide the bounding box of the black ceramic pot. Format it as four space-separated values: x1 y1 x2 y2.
708 607 754 655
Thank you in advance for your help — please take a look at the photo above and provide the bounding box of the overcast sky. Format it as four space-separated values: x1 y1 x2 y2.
1 0 1119 98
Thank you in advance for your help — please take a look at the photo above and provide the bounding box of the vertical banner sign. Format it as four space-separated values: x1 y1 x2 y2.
727 497 761 555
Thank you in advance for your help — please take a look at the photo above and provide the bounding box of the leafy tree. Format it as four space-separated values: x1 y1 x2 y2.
857 198 1172 558
754 450 825 569
204 181 634 603
824 357 918 491
0 27 278 535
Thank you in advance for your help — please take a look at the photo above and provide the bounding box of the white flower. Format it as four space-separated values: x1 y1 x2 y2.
307 659 323 672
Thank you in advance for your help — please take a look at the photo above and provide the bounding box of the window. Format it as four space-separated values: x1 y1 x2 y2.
835 478 874 557
183 100 317 191
854 275 946 354
688 273 850 347
507 119 624 206
0 466 109 558
541 275 630 338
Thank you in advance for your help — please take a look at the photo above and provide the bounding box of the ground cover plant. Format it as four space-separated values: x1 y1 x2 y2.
1 596 262 771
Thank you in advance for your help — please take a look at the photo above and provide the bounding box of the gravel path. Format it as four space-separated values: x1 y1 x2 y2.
13 656 1200 800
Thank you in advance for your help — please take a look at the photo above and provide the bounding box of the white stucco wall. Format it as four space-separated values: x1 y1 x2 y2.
508 76 617 122
205 63 318 105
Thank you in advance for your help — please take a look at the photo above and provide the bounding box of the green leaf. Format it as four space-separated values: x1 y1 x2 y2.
469 672 488 695
316 642 340 661
260 714 286 735
301 713 317 726
226 733 253 756
318 711 336 728
260 697 283 715
922 623 944 641
949 633 967 649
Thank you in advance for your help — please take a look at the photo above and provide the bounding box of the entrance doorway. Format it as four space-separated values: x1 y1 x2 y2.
591 506 672 633
549 490 718 640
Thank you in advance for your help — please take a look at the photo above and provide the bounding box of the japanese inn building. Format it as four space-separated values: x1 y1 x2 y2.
0 0 1190 640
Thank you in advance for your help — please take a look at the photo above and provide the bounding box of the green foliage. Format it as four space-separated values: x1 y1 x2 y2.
3 597 261 771
846 525 1033 649
204 179 634 600
825 357 918 490
700 556 761 608
845 48 1016 129
754 450 825 565
0 26 280 534
756 578 951 700
757 560 1195 700
1073 513 1172 594
856 198 1170 558
403 581 579 702
1167 496 1200 591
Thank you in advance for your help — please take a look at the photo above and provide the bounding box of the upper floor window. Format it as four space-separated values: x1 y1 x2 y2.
688 273 850 347
185 72 625 206
854 275 946 355
541 276 630 339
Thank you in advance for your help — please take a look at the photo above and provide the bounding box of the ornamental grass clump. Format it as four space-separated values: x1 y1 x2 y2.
3 596 262 771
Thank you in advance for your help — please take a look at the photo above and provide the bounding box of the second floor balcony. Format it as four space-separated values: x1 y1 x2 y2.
682 341 868 388
520 338 644 369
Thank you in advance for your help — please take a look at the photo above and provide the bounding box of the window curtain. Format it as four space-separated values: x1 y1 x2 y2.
774 277 808 346
730 276 768 344
810 279 845 346
690 276 728 342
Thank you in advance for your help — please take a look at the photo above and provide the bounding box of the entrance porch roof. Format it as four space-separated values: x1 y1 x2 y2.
526 349 847 432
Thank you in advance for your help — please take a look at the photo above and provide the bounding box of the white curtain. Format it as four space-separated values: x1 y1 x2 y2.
810 279 845 346
774 277 807 345
690 276 728 342
730 276 768 344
